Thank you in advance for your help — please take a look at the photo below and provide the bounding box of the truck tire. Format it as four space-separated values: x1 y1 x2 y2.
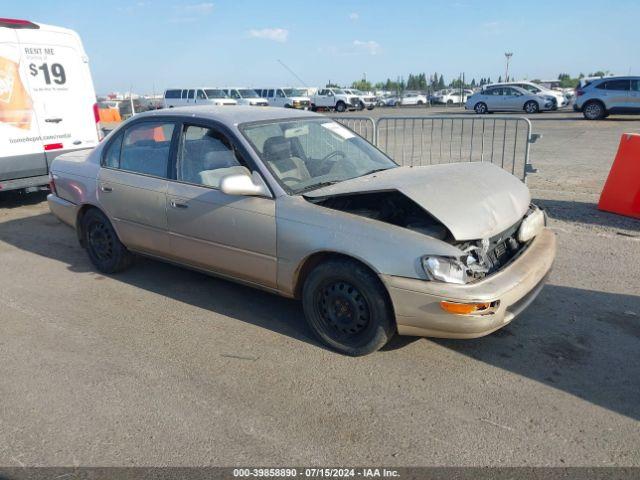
335 101 346 113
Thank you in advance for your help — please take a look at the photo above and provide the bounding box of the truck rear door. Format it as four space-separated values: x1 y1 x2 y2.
16 25 99 167
0 20 48 183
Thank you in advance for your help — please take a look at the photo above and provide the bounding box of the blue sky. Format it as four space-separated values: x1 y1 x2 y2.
3 0 639 94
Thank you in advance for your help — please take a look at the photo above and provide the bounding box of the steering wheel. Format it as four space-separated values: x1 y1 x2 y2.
321 150 347 162
323 150 358 177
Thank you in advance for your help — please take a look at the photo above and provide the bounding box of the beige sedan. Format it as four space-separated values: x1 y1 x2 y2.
48 106 555 356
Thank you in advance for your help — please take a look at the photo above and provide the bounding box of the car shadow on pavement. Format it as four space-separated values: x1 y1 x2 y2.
535 197 640 233
0 190 49 209
435 284 640 420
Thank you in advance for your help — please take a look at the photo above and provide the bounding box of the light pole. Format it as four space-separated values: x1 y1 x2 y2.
504 52 513 82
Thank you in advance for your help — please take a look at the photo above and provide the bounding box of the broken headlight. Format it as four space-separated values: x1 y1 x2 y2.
422 256 468 284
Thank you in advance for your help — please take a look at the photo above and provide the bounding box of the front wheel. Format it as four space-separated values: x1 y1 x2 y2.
474 102 488 114
82 209 133 274
524 100 540 114
335 102 346 113
302 259 395 356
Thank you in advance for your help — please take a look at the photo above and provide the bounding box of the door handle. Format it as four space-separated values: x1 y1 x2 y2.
45 118 63 123
100 185 113 192
170 200 188 209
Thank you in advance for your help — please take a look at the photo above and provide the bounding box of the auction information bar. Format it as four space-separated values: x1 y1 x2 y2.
1 468 640 480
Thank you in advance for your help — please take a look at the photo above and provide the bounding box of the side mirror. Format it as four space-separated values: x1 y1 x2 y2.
220 171 271 197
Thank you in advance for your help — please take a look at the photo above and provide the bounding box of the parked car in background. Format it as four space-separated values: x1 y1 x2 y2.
431 89 469 104
465 85 555 114
344 89 376 110
487 81 569 109
311 88 360 112
400 92 428 106
47 106 555 356
0 18 101 192
163 88 237 108
255 88 311 109
225 88 269 106
573 76 640 120
377 95 400 107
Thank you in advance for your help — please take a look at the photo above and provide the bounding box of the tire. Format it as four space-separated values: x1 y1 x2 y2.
302 259 395 356
335 102 346 113
474 102 488 114
446 99 453 105
524 100 539 114
310 104 317 112
284 104 291 109
417 100 424 106
82 208 133 274
583 101 605 120
357 101 365 111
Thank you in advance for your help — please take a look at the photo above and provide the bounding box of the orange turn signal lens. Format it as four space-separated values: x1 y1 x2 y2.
440 301 493 315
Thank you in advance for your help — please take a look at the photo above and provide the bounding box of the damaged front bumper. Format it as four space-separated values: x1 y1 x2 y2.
381 228 556 339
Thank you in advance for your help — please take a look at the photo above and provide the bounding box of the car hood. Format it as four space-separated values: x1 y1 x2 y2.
305 163 531 241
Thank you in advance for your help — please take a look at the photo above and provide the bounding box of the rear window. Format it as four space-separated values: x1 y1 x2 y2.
165 89 181 99
118 122 175 178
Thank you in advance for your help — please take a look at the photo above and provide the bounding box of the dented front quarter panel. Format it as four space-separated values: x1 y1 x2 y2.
275 195 464 296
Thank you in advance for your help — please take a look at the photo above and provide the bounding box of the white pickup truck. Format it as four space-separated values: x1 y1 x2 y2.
311 88 360 112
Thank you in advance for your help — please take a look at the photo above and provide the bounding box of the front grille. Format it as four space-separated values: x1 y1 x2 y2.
350 97 359 105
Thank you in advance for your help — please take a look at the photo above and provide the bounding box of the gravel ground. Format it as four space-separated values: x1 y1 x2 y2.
0 107 638 467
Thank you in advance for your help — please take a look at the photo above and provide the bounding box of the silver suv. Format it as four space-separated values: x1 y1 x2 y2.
574 76 640 120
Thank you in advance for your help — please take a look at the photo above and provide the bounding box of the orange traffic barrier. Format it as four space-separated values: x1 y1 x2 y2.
98 108 122 123
598 133 640 219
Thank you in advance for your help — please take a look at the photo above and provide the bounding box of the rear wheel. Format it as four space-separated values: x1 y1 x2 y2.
583 101 605 120
302 259 395 356
524 100 539 114
417 100 425 106
474 102 488 114
82 209 133 274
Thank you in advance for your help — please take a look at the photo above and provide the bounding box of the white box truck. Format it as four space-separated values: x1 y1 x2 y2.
0 18 101 192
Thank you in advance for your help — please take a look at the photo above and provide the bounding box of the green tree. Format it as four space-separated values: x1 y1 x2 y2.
351 79 373 91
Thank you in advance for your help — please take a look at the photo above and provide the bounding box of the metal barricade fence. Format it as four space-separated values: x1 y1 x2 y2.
330 116 377 144
331 115 537 181
375 116 534 181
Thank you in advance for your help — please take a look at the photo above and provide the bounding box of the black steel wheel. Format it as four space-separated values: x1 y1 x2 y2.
82 209 133 273
302 259 395 356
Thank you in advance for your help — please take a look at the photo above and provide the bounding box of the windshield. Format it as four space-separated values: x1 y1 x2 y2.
240 118 397 194
284 88 306 97
204 89 228 99
239 89 260 98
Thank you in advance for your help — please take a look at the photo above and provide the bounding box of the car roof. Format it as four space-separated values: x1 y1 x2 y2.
486 81 539 87
589 75 638 82
134 105 320 125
